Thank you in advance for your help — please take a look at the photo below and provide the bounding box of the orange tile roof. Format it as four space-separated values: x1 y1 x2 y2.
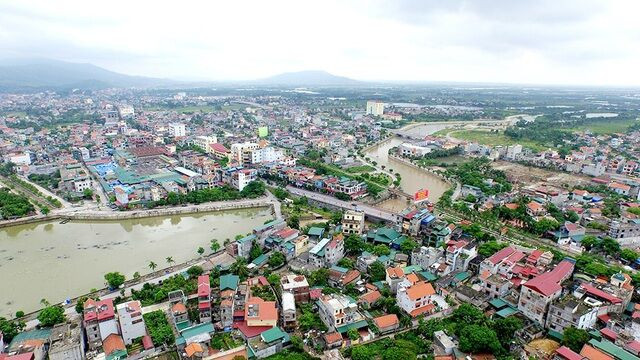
386 267 404 279
172 303 187 313
580 345 614 360
185 343 204 357
103 334 125 356
373 314 399 329
410 303 435 317
245 297 278 322
359 290 381 304
406 282 435 300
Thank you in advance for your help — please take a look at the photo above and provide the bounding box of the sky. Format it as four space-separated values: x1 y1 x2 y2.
0 0 639 86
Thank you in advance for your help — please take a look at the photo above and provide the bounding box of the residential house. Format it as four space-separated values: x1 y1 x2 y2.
373 314 400 334
281 292 296 330
317 294 367 334
198 275 212 323
83 298 119 350
116 301 146 345
342 210 365 235
280 274 310 303
397 279 438 318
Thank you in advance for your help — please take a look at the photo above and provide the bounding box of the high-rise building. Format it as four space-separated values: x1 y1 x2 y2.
366 100 385 116
168 123 186 137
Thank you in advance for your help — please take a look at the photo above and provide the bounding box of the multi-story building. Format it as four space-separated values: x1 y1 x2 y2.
397 277 438 318
249 147 285 164
518 259 575 325
198 275 212 323
230 142 260 165
545 294 599 333
245 297 278 328
411 246 443 269
83 298 119 350
309 234 344 267
192 136 218 152
48 323 86 360
116 301 146 345
280 274 310 303
281 292 296 330
342 210 365 235
220 274 240 328
168 123 186 137
442 240 477 275
317 294 367 333
231 168 257 191
366 100 384 116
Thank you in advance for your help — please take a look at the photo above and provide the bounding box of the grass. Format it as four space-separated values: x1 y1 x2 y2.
345 165 376 173
568 118 638 135
448 129 548 152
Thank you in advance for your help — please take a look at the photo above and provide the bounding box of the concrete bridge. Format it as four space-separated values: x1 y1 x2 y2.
286 186 398 223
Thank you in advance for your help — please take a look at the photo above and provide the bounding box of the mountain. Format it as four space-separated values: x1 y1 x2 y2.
257 70 361 86
0 58 174 89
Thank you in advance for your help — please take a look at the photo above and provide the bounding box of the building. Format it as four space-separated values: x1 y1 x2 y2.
545 294 599 333
280 274 310 303
230 142 260 165
398 143 432 157
342 210 365 235
48 323 85 360
83 298 119 350
411 246 443 269
366 100 384 116
245 297 278 328
281 292 296 330
397 278 437 318
169 123 186 137
219 274 240 328
102 333 127 360
373 314 399 334
192 136 218 152
317 294 367 334
117 105 134 118
247 327 289 359
116 301 146 345
198 275 212 323
309 235 345 267
231 168 257 191
518 259 575 325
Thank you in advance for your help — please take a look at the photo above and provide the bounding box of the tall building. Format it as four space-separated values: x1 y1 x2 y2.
83 299 119 350
116 301 146 345
192 136 218 152
518 259 575 325
342 210 365 235
230 142 260 164
169 123 186 137
198 275 212 323
366 100 385 116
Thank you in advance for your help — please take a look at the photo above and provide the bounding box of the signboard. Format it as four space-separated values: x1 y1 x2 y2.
414 188 429 203
258 126 269 138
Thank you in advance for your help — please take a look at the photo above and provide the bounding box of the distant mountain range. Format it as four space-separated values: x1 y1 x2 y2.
0 59 362 89
0 58 174 89
255 70 361 86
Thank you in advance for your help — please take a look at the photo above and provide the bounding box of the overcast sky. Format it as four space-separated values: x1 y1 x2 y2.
1 0 639 86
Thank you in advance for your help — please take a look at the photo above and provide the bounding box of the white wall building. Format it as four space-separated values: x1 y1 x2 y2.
366 100 385 116
230 142 260 165
169 123 186 137
117 301 146 345
193 135 218 152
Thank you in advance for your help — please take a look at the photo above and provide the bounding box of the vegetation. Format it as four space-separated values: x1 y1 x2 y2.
147 181 265 208
0 188 35 218
444 158 512 195
37 305 66 327
144 310 175 346
268 251 286 268
132 274 196 306
562 326 590 352
0 317 25 343
104 272 126 289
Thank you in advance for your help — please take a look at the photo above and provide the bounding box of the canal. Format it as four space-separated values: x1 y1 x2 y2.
0 207 273 317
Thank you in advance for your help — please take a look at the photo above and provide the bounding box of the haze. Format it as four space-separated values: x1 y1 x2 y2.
1 0 639 86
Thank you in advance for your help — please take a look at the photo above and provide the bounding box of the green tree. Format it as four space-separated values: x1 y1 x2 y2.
581 235 598 251
620 249 639 263
309 268 330 286
337 258 355 269
75 296 87 314
458 325 502 354
347 328 359 341
197 246 205 256
0 317 25 343
287 214 300 229
369 261 386 282
104 272 126 289
187 266 204 277
373 244 391 256
83 188 94 199
344 234 365 255
268 252 286 268
15 311 24 318
230 258 249 279
166 256 174 266
400 238 419 254
148 261 157 272
601 237 620 256
37 305 65 327
492 316 523 349
40 206 50 215
210 239 221 253
562 327 590 352
249 241 263 261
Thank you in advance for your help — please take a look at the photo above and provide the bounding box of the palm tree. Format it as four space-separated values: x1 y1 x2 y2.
148 261 157 272
166 257 174 266
230 258 249 279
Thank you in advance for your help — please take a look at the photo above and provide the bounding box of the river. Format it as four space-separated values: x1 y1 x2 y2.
0 208 273 317
365 131 452 212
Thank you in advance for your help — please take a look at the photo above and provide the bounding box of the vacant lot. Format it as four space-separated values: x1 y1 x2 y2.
449 129 548 151
569 118 637 135
493 161 591 187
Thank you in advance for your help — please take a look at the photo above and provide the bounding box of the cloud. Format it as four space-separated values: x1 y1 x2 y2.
0 0 638 86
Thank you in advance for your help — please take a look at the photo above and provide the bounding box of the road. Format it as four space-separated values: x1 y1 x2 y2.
286 186 397 222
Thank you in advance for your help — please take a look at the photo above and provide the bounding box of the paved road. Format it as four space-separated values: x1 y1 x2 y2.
286 186 397 222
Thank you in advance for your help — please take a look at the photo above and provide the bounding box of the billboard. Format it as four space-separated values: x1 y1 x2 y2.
258 126 269 138
414 188 429 203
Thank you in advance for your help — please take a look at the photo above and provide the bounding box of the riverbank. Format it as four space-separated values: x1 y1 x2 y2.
0 195 276 228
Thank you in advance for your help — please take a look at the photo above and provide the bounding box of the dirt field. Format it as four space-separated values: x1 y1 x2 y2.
492 161 593 188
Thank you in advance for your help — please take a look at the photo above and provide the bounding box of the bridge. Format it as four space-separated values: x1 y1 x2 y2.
285 186 398 223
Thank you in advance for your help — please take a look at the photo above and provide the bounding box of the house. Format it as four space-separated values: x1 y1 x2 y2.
220 274 240 328
386 267 406 294
307 227 325 242
553 222 586 245
83 298 119 350
329 266 361 288
171 302 189 328
526 201 546 217
198 275 212 323
357 251 378 272
342 210 365 235
102 334 127 360
317 294 367 334
281 292 296 330
367 227 405 247
116 301 146 345
373 314 399 334
609 182 631 196
309 235 344 267
412 246 443 269
518 259 576 325
245 297 278 328
358 290 382 309
397 280 437 318
247 327 290 359
280 274 310 303
323 332 344 350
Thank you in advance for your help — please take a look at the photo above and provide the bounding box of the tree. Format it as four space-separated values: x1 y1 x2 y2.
210 240 221 253
197 246 205 256
620 248 639 263
492 316 523 349
335 192 351 201
290 335 304 352
287 214 300 229
477 241 508 257
15 311 24 318
268 252 286 268
581 235 598 251
187 265 204 277
249 241 263 261
83 188 94 199
133 271 141 280
148 261 157 272
369 261 386 282
104 272 125 289
309 268 330 286
166 256 174 266
400 238 418 254
373 244 391 256
347 328 359 341
37 305 65 327
458 325 502 355
344 234 365 255
40 206 50 215
337 258 355 269
75 296 87 314
230 258 249 279
562 326 590 352
601 237 620 256
267 273 281 286
0 317 25 343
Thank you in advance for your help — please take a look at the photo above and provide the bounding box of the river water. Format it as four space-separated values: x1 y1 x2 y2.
0 208 273 317
364 135 451 212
